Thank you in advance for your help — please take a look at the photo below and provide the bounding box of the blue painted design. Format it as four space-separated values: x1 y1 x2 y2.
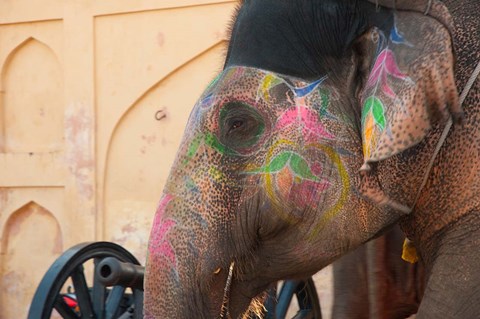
390 24 404 44
290 76 327 97
390 17 413 47
199 92 215 108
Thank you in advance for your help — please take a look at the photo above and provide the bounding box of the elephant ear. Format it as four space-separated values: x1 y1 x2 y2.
359 9 461 170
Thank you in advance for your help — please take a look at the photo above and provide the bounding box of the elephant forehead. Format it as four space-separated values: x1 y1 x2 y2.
201 66 328 106
191 66 334 133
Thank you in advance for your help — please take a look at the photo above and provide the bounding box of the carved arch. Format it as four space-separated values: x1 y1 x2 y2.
0 200 63 318
0 200 63 254
1 37 64 153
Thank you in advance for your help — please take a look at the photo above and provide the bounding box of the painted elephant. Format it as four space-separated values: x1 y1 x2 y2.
144 0 480 318
332 226 425 319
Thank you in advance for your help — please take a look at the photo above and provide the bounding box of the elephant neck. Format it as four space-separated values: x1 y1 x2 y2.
414 210 480 317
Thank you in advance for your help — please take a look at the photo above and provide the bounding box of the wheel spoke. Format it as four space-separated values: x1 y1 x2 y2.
28 242 142 319
133 289 144 318
105 286 125 319
54 295 80 319
71 265 95 319
93 258 106 319
292 309 314 319
276 280 299 318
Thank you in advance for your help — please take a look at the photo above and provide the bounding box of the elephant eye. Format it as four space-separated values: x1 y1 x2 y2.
228 118 245 133
219 101 266 151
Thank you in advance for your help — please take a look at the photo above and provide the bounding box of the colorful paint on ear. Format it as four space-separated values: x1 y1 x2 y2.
362 96 385 158
360 11 458 166
360 25 414 165
390 17 412 46
365 49 410 99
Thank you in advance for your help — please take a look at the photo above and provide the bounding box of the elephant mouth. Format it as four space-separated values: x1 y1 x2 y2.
218 262 271 319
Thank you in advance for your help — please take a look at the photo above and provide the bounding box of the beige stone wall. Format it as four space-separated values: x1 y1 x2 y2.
0 1 335 318
0 1 236 317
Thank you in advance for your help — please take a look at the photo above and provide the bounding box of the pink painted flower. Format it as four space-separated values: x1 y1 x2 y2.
275 158 330 211
148 195 176 266
366 49 409 98
276 105 334 142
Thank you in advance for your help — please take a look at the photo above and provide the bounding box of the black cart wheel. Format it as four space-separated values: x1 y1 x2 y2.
28 241 143 319
262 278 322 319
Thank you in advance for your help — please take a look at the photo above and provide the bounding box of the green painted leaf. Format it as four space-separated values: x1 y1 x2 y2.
204 132 236 156
204 132 225 154
319 88 330 117
289 153 319 181
267 152 292 172
362 97 373 123
246 152 291 174
363 96 386 130
184 135 203 164
371 98 386 130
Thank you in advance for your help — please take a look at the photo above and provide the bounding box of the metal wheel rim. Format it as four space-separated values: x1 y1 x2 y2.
28 241 142 319
263 278 322 319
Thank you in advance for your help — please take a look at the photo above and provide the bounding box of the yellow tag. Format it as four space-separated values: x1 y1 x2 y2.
402 238 419 263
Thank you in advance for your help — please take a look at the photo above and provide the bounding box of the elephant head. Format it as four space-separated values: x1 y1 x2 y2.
144 0 460 317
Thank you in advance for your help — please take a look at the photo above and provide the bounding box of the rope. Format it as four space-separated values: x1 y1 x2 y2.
411 60 480 212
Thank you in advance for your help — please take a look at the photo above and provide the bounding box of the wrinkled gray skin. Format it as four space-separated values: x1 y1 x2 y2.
144 0 480 318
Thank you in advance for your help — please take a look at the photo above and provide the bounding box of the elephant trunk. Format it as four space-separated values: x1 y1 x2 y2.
143 193 239 318
144 224 226 318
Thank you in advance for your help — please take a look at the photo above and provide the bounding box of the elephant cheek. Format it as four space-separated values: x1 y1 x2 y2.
276 168 294 200
290 180 329 211
275 165 330 212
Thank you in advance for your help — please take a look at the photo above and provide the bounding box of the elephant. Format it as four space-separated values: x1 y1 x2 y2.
144 0 480 318
332 225 425 319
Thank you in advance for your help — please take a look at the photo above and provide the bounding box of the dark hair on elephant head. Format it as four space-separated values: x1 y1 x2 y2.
224 0 394 136
224 0 393 78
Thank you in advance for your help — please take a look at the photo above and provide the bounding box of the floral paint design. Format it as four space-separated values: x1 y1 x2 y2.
184 132 236 165
361 20 413 159
238 73 349 224
276 105 334 142
362 96 386 158
365 49 409 99
170 66 351 243
148 194 177 267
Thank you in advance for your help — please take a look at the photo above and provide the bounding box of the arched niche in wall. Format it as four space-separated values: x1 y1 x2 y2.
0 201 63 319
103 42 226 262
1 37 64 153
